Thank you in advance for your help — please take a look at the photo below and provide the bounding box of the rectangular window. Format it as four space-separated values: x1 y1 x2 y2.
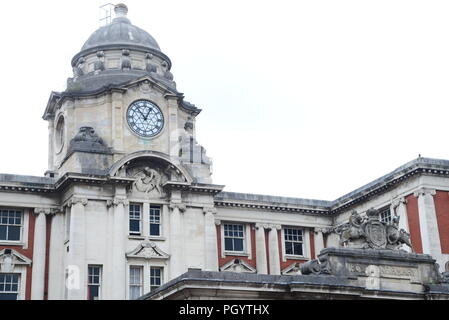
129 204 142 235
380 207 392 223
150 267 163 292
0 210 22 242
0 274 19 300
129 266 143 300
87 265 102 300
223 223 245 252
284 228 304 256
149 205 161 237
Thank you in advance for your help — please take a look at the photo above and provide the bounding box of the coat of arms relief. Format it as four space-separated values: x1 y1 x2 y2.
331 208 413 251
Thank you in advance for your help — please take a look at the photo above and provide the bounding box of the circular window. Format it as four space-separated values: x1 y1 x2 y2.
126 100 164 138
55 116 65 153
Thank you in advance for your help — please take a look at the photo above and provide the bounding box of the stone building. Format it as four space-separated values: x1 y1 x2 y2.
0 4 448 300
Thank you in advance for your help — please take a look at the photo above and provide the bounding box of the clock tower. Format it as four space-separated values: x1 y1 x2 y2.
39 4 221 300
43 3 212 184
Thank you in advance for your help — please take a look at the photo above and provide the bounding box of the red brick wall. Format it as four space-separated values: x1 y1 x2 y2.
216 224 257 269
433 191 449 254
406 194 423 254
0 209 35 300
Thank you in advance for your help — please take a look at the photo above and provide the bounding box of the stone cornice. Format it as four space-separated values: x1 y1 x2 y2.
163 182 225 195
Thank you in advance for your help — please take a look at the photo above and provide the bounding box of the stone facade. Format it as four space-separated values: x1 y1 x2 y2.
1 4 449 300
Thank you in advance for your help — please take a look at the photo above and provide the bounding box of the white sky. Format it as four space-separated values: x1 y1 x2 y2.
0 0 448 200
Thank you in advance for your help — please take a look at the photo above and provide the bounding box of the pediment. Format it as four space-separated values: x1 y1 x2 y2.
220 259 256 274
0 249 32 273
281 262 303 275
126 241 170 260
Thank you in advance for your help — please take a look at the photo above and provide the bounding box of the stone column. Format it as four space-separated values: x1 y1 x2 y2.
169 201 186 278
203 207 218 271
66 197 88 300
267 225 281 275
48 209 64 300
31 208 51 300
414 188 442 259
314 228 325 257
110 197 128 300
255 224 268 274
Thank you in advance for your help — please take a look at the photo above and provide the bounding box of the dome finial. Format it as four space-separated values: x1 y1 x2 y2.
114 3 128 18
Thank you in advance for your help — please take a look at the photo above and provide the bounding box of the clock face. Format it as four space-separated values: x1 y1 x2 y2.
127 100 164 138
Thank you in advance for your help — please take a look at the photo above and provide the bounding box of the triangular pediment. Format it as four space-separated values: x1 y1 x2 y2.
126 241 170 260
220 259 256 273
281 262 303 275
0 249 32 273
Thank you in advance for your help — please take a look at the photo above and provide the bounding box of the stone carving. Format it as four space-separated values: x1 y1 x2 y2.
72 127 106 146
73 57 85 78
300 254 331 275
220 259 256 274
441 272 449 283
0 249 32 273
94 51 105 73
133 167 163 195
126 241 170 260
331 208 413 251
121 49 131 70
69 127 111 155
145 53 157 73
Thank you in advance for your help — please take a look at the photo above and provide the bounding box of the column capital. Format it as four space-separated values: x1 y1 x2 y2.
391 196 407 209
107 198 129 207
34 207 61 216
413 187 436 198
67 197 88 207
266 224 282 231
170 202 186 213
214 219 221 226
203 206 217 215
313 227 326 234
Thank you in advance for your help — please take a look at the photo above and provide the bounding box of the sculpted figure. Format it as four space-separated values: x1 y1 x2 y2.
340 210 365 246
134 167 162 195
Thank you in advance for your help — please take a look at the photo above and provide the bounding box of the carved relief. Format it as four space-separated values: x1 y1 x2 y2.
133 167 163 195
329 208 413 251
126 241 170 260
0 249 32 273
220 259 256 274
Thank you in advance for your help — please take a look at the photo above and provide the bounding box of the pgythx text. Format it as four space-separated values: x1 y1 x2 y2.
179 304 270 317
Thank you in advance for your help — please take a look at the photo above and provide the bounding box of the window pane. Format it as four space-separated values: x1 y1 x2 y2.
130 220 140 233
130 286 141 300
0 226 6 240
88 285 100 300
293 242 303 256
150 224 160 236
233 239 244 252
285 242 293 255
0 293 17 300
8 226 21 241
224 238 233 251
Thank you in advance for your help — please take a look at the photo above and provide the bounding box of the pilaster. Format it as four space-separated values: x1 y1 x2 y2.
203 207 218 271
414 188 442 259
255 223 268 275
267 224 281 275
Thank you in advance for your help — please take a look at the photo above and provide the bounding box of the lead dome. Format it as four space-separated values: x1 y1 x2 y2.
68 4 174 93
80 4 161 53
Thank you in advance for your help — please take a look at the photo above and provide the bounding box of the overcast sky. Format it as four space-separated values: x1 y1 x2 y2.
0 0 448 200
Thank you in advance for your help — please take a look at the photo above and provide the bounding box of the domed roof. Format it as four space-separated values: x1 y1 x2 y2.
80 4 161 52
